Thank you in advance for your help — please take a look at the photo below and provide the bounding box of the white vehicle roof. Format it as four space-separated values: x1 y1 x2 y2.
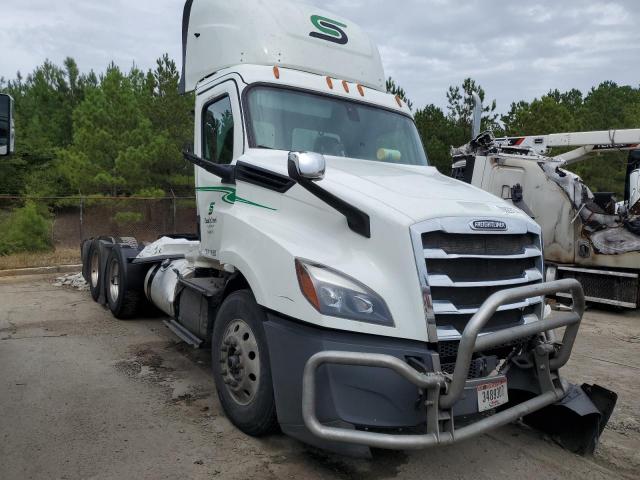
180 0 386 93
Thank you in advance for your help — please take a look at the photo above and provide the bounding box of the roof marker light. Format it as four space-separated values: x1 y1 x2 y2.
357 84 365 97
326 77 334 89
273 66 280 79
342 80 350 93
395 95 403 107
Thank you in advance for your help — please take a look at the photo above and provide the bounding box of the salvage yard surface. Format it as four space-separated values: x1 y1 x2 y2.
0 275 638 480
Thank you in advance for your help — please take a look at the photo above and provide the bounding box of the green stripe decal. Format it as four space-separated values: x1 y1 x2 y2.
196 186 276 211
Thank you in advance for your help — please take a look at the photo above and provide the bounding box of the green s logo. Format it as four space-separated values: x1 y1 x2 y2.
309 15 348 45
208 202 216 215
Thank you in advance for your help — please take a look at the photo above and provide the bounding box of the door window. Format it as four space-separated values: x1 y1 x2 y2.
202 95 235 164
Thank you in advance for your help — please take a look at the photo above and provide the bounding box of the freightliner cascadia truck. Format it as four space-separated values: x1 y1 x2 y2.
81 0 616 457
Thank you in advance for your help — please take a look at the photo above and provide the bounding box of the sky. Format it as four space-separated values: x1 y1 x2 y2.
1 0 639 113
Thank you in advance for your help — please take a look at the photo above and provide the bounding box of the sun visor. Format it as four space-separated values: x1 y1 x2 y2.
180 0 386 93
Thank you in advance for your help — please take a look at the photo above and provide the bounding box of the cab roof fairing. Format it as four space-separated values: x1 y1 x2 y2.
179 0 386 94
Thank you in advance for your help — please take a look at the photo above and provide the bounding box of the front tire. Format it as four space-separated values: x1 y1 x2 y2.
212 290 278 436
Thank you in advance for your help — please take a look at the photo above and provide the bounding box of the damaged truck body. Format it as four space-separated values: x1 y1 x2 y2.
452 113 640 309
81 0 616 458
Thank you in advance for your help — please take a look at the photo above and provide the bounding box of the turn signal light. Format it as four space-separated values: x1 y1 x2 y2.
295 260 320 310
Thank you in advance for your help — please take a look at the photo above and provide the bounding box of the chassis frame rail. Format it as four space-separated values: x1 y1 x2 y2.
301 279 585 449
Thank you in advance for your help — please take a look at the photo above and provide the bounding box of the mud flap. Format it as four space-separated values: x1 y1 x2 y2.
522 383 617 455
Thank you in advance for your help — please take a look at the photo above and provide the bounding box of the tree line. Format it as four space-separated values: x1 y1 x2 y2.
2 56 639 199
0 55 194 199
1 55 638 254
402 78 640 196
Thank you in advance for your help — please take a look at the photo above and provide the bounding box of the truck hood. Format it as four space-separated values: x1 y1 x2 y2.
324 156 529 223
244 151 527 223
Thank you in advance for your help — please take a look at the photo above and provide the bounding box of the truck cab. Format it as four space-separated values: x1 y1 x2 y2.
82 0 616 458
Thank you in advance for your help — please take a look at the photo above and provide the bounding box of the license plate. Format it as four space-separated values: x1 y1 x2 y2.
477 379 508 412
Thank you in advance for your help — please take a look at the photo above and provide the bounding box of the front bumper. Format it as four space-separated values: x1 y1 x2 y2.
299 279 596 450
265 279 615 455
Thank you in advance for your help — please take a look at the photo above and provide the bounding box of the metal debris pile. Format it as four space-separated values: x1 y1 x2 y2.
53 272 89 291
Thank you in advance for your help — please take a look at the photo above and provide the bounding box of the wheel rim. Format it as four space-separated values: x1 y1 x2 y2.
219 319 260 406
90 250 100 288
108 258 120 303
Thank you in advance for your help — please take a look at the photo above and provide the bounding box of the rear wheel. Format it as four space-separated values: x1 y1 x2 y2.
88 240 102 302
105 249 144 319
212 290 278 436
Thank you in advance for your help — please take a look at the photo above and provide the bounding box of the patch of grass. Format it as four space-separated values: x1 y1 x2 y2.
0 248 81 271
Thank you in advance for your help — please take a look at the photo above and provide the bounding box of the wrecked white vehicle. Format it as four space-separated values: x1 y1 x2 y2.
453 117 640 309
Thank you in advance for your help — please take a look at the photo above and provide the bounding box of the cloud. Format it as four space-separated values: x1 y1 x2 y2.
520 5 554 23
583 3 631 26
1 0 639 114
0 0 183 80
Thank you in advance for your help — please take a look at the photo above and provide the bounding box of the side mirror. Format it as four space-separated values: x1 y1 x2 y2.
287 152 326 181
0 93 14 156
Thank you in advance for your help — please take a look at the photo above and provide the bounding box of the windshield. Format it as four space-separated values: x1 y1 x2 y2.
245 86 429 166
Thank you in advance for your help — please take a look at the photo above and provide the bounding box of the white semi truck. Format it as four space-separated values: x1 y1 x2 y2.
81 0 616 457
0 93 15 157
452 97 640 309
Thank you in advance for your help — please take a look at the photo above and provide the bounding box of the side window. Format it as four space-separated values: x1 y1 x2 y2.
202 95 235 164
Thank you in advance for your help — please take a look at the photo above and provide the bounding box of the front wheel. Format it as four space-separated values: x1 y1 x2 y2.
212 290 278 436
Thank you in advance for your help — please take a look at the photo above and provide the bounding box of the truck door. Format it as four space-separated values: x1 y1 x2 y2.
195 81 244 259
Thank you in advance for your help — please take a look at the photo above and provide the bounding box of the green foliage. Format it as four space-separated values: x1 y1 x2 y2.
502 96 577 136
414 104 468 173
0 55 194 198
407 79 500 173
113 211 144 226
390 76 639 196
446 78 500 133
501 81 640 195
0 201 52 255
136 187 166 198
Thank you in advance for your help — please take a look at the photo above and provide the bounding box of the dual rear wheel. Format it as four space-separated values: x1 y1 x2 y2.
105 249 145 319
85 238 144 318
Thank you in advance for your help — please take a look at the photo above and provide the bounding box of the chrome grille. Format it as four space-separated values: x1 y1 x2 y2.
411 217 544 341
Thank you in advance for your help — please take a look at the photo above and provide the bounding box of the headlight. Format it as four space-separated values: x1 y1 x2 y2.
295 259 394 326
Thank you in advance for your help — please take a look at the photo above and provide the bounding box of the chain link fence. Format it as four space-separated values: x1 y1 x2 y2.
0 195 198 251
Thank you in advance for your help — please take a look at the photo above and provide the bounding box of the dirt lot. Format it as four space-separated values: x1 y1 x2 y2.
0 275 638 480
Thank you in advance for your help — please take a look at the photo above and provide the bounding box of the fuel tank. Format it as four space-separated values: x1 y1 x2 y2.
144 259 194 317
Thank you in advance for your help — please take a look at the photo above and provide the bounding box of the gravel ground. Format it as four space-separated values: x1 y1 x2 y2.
0 274 638 480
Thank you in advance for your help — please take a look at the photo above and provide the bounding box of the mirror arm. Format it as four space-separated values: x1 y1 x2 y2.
183 151 235 184
288 159 371 238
